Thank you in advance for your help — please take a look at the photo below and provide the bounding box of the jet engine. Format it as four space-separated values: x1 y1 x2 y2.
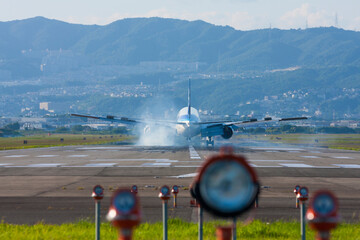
221 126 233 139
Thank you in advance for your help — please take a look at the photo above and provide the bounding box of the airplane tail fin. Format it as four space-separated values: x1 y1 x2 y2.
188 78 191 118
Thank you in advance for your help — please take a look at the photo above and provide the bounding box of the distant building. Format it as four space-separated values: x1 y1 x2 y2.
39 102 69 113
39 102 50 111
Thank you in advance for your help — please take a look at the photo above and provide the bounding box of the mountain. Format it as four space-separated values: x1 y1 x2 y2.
1 17 360 75
0 17 360 119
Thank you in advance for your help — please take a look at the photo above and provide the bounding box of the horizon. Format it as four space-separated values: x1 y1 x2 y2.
1 15 357 32
1 1 359 31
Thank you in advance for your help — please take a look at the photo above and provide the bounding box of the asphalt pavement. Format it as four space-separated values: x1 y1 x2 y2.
0 140 359 224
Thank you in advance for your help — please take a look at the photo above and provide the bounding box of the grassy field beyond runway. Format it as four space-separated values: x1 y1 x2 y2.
237 134 360 151
0 134 132 150
0 219 358 239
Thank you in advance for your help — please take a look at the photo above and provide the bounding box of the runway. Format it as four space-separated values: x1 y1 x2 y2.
0 141 359 224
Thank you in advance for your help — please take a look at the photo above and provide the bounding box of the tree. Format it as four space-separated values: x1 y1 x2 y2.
4 122 20 131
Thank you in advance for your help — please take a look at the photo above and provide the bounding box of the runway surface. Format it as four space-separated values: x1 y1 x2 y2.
0 140 359 224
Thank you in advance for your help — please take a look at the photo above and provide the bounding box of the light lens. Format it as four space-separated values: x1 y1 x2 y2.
199 160 256 213
113 191 135 214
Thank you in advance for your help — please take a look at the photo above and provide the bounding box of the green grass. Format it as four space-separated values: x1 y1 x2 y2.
0 219 359 239
237 134 360 151
0 134 133 150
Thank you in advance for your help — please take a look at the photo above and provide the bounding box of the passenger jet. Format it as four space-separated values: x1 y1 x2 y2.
71 80 307 146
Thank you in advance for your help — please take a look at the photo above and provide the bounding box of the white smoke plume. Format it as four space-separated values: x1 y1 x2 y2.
134 94 185 146
136 125 177 146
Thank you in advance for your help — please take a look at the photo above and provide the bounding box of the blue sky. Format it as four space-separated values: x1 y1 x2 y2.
1 0 359 30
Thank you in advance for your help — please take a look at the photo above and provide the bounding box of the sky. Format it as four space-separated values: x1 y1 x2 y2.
1 0 360 31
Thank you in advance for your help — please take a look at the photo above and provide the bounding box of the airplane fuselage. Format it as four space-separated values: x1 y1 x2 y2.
176 107 201 139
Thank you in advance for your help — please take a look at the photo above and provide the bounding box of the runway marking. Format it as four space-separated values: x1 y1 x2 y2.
265 151 279 153
27 163 63 167
115 166 143 168
141 163 171 167
77 147 132 150
251 147 305 151
83 163 117 167
68 155 89 158
36 155 59 158
171 173 198 178
179 161 203 163
253 166 283 168
250 160 301 162
333 156 353 159
90 159 179 163
189 146 201 159
144 150 171 152
333 164 360 168
173 166 201 168
301 156 320 159
4 155 28 158
280 163 315 168
1 163 358 169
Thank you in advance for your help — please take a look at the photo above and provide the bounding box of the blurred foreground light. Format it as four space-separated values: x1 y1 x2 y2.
107 208 117 221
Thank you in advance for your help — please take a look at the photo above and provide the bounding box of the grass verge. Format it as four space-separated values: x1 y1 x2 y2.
237 134 360 151
0 219 359 239
0 134 133 150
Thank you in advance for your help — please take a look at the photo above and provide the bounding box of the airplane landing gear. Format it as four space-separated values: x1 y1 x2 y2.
206 137 214 147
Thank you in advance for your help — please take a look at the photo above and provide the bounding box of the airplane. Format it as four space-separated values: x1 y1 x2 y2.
71 79 307 146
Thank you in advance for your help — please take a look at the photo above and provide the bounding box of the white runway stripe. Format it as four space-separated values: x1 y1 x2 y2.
173 166 201 168
0 164 357 168
333 164 360 168
84 163 117 167
36 155 59 158
333 156 353 159
90 159 178 162
141 163 171 166
253 166 283 168
27 163 63 167
68 155 88 158
280 163 315 168
77 147 132 150
171 173 198 178
4 155 28 158
250 160 301 162
189 146 201 159
301 156 320 159
251 147 305 151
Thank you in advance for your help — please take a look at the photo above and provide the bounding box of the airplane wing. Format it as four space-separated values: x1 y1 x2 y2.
70 114 185 126
193 116 308 126
224 116 308 126
197 116 308 139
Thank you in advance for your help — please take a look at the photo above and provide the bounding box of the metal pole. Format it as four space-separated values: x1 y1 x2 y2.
300 202 306 240
174 195 177 208
216 226 232 240
254 196 258 208
163 201 168 240
118 229 132 240
316 231 330 240
296 198 299 208
95 200 101 240
198 207 203 240
232 217 237 240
